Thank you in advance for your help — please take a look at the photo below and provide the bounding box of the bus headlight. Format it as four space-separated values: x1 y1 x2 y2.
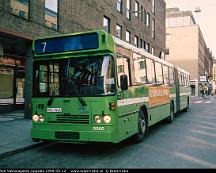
39 115 44 122
103 115 111 124
32 115 39 122
95 116 102 124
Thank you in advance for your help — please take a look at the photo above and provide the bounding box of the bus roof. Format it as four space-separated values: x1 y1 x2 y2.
113 36 174 68
113 36 190 75
177 67 190 75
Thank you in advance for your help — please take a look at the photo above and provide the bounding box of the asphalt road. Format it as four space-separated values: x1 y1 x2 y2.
0 96 216 169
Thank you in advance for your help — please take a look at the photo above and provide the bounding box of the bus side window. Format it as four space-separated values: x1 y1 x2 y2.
183 73 186 86
169 67 174 85
155 62 164 85
178 72 181 86
146 58 156 84
133 53 147 84
116 55 131 88
163 65 169 85
182 73 185 86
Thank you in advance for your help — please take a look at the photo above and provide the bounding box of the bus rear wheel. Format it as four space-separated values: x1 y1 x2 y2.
166 102 174 123
183 98 190 112
133 111 148 143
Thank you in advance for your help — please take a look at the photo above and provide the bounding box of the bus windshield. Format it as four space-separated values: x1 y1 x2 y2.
33 56 115 97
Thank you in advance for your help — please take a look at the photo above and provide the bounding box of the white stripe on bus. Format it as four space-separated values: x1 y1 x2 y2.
180 92 191 96
117 97 149 107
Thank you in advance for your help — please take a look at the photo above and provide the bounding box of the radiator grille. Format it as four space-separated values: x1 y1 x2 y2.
49 114 90 124
55 132 80 140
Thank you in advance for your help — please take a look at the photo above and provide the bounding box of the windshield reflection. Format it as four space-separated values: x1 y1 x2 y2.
33 56 115 97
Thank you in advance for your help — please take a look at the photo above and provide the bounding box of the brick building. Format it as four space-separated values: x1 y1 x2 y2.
0 0 166 118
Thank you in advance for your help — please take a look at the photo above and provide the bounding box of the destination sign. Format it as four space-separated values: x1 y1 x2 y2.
34 32 99 55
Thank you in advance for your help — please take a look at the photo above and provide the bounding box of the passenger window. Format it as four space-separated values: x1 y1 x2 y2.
155 62 163 84
116 54 130 87
146 58 156 84
169 67 174 85
133 53 147 84
163 65 169 85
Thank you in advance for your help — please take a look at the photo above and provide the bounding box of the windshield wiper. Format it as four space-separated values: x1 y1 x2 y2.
66 59 86 106
47 85 59 106
68 80 87 106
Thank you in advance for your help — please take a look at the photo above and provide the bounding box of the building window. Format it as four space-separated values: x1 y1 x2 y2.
139 61 146 70
116 24 122 39
152 0 155 14
45 0 58 30
140 38 143 48
126 30 131 43
134 36 139 47
152 47 155 55
116 0 122 13
135 1 139 18
165 49 169 55
140 6 143 22
126 0 131 20
159 51 165 59
117 65 124 73
10 0 29 19
103 16 110 33
145 43 150 52
152 19 155 38
146 12 150 27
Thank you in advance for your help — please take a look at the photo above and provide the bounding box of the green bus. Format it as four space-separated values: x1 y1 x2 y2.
31 30 191 143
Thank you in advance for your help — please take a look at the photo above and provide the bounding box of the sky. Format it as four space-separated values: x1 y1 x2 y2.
165 0 216 57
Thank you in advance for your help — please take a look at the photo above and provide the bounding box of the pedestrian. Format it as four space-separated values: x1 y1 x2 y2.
204 83 208 98
208 83 212 96
199 83 204 97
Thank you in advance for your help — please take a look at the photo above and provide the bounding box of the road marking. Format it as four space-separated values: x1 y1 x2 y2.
194 101 203 103
174 152 216 168
186 136 216 148
191 130 216 138
200 126 216 131
204 101 211 104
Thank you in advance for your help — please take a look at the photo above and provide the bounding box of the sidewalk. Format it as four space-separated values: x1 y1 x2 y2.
0 110 42 158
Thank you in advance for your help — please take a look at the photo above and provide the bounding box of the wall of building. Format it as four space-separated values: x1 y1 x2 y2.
166 25 199 80
58 0 166 57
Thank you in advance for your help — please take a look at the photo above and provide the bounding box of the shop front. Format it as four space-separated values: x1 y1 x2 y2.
0 30 32 115
0 54 25 107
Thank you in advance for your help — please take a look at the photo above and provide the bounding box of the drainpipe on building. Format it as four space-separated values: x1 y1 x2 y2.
24 41 33 119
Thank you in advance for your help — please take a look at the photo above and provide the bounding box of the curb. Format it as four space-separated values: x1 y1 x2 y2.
0 142 46 159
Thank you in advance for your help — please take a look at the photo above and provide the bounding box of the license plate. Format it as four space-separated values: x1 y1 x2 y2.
47 108 62 113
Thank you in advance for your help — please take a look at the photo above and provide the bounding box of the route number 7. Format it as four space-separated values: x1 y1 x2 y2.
42 42 47 52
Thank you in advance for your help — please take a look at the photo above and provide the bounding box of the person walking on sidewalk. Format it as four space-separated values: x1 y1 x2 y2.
204 83 208 99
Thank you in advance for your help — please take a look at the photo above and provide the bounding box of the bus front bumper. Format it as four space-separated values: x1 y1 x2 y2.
31 126 115 143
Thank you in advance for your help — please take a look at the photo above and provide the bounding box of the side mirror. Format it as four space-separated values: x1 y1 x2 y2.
120 75 128 91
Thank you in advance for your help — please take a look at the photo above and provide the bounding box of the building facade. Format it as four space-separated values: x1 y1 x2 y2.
0 0 166 117
166 8 214 96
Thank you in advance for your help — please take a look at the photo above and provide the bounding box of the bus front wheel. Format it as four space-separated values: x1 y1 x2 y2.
133 111 148 143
